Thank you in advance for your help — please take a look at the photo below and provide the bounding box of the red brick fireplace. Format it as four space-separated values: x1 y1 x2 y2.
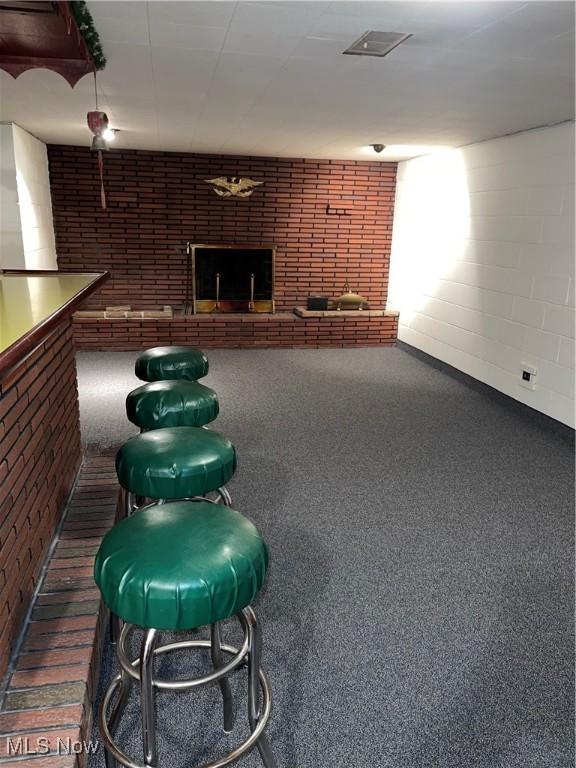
47 146 398 348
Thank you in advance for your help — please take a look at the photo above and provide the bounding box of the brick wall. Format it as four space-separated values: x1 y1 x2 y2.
72 313 399 351
48 146 397 312
0 320 82 682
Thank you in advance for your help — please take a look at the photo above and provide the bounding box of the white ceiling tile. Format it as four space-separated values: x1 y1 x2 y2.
90 2 148 21
150 47 219 83
455 2 575 56
307 12 406 42
223 0 324 55
326 1 519 26
147 2 238 27
290 35 354 60
1 0 573 159
149 22 228 51
232 1 325 33
89 3 150 45
95 44 153 93
203 51 288 99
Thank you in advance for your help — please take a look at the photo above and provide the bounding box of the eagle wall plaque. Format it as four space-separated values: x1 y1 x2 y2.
205 177 264 198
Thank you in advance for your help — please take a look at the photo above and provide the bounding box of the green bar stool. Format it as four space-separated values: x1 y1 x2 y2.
135 346 209 382
116 427 236 515
126 380 219 431
95 500 276 768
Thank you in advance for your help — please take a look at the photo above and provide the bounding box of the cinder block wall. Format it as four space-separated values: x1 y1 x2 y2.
12 125 58 270
389 122 575 427
0 124 57 270
47 147 397 313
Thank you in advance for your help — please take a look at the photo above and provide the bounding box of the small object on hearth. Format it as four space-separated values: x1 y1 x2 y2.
205 177 264 198
307 296 329 311
334 283 369 310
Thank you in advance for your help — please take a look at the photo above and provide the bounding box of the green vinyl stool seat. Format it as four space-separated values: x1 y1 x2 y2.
116 426 236 500
135 346 209 382
126 380 219 430
95 501 276 767
94 501 268 630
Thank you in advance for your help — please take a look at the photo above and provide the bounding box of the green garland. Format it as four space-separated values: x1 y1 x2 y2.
70 1 107 70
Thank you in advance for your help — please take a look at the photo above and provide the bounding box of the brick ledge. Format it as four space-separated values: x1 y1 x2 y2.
71 313 399 351
293 306 399 318
0 458 116 767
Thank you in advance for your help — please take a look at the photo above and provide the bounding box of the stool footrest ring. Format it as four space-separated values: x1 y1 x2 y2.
116 616 250 690
99 643 272 768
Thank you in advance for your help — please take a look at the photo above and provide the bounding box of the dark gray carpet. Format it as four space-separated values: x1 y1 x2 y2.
76 347 575 768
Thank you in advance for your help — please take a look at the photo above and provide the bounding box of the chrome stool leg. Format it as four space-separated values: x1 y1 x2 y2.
217 486 232 506
245 608 277 768
100 610 274 768
110 609 123 647
111 485 132 644
104 668 131 768
140 629 159 767
119 489 138 519
121 488 231 512
211 623 233 732
116 488 126 523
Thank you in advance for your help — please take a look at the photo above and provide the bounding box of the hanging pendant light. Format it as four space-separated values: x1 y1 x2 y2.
86 72 109 209
90 133 108 152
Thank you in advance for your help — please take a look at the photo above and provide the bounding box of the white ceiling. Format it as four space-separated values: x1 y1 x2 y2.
0 1 574 160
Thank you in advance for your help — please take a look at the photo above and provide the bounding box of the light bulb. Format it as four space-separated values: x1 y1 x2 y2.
102 128 116 142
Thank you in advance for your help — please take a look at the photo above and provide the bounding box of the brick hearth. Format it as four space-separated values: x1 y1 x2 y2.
72 312 399 351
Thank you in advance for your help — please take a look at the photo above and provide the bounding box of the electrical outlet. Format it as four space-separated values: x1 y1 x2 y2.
519 363 537 390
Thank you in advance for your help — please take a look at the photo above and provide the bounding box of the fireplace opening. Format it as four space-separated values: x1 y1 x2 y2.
189 244 275 313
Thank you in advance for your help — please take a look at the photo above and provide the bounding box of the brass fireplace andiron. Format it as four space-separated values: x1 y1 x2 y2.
211 273 221 313
249 273 255 312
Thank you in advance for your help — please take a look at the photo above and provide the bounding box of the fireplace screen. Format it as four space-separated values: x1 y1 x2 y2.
187 244 275 314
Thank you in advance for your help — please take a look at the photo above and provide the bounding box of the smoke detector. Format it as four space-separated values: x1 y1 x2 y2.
343 30 412 58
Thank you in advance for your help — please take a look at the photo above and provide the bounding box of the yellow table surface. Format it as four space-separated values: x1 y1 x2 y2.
0 273 104 355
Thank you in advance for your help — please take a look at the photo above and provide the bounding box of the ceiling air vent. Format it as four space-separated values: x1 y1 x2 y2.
343 30 412 58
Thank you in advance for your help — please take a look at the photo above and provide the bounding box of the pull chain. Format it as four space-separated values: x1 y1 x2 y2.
94 72 106 209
